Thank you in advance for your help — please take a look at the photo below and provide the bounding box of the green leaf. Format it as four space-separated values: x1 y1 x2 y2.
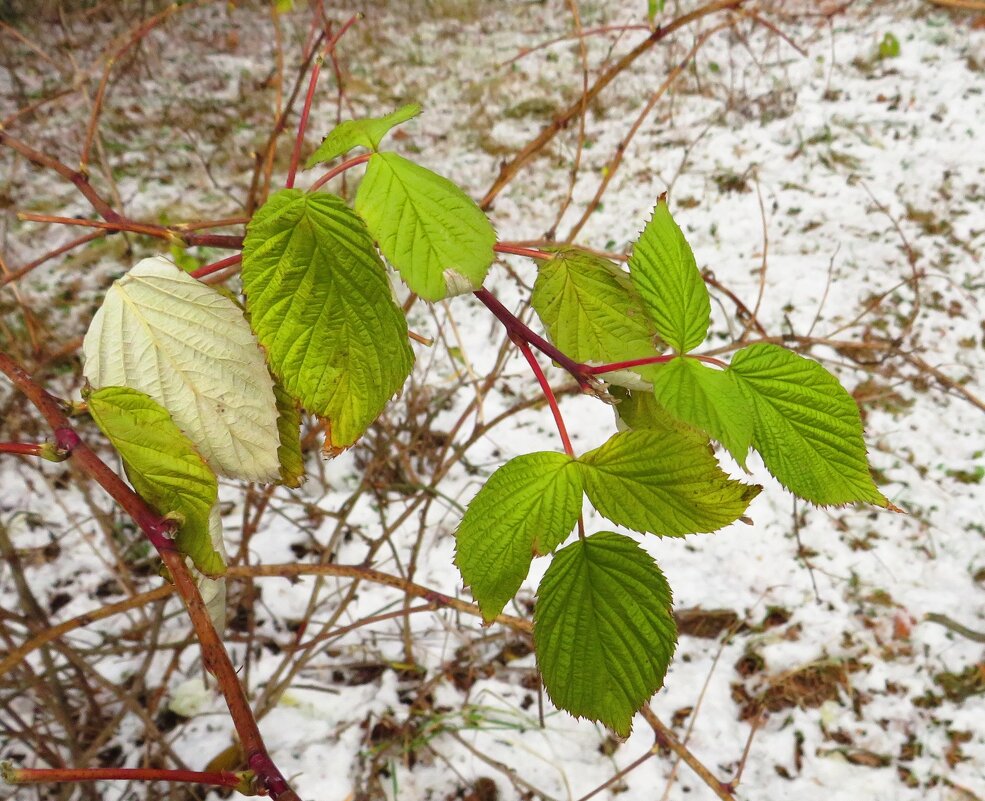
610 385 704 442
354 152 496 301
535 531 676 736
88 386 224 576
730 343 887 506
577 430 760 536
305 103 421 168
82 256 282 483
242 189 415 451
273 380 304 488
531 248 661 387
650 357 753 467
628 197 709 354
455 452 583 623
878 32 900 60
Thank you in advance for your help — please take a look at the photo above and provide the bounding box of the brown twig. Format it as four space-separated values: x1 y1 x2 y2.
925 0 985 9
641 707 736 801
78 2 201 172
0 585 173 677
2 765 245 790
0 230 107 288
480 0 747 209
0 131 118 220
564 22 731 242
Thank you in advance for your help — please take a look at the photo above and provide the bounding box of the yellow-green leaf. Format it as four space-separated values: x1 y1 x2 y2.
88 386 224 576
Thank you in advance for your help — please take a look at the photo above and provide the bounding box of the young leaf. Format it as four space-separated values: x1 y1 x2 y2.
577 430 760 536
354 152 496 301
87 386 224 576
82 256 281 483
650 357 753 466
242 189 415 451
534 531 676 736
305 103 421 168
455 452 583 623
730 343 887 506
273 380 304 488
610 385 704 442
628 197 710 354
531 248 662 387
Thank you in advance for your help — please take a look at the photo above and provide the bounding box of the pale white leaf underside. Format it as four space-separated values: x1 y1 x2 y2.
83 257 281 482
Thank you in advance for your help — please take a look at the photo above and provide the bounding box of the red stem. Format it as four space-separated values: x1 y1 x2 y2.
185 233 243 249
309 152 372 191
15 212 243 251
586 355 675 374
587 353 729 374
510 334 575 457
285 56 323 189
191 253 242 279
6 767 243 790
0 442 44 457
493 242 551 260
285 13 362 189
473 288 592 389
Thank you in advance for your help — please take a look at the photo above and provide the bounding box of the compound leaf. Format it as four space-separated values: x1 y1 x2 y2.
628 197 709 354
577 430 760 536
455 452 583 622
355 152 496 301
531 247 661 388
88 386 224 576
242 189 414 450
650 357 753 467
305 103 421 168
730 343 887 506
535 531 676 736
82 256 281 483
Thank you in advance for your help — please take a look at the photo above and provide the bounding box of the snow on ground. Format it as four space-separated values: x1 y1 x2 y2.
1 2 983 801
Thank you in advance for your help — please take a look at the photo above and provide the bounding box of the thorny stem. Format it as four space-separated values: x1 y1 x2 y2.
285 13 363 189
2 765 246 791
309 152 372 191
0 350 301 801
510 333 575 458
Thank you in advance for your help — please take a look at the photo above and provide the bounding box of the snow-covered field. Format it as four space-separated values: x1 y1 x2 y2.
1 2 982 800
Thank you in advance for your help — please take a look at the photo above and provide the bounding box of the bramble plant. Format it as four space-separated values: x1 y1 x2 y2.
0 5 899 799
